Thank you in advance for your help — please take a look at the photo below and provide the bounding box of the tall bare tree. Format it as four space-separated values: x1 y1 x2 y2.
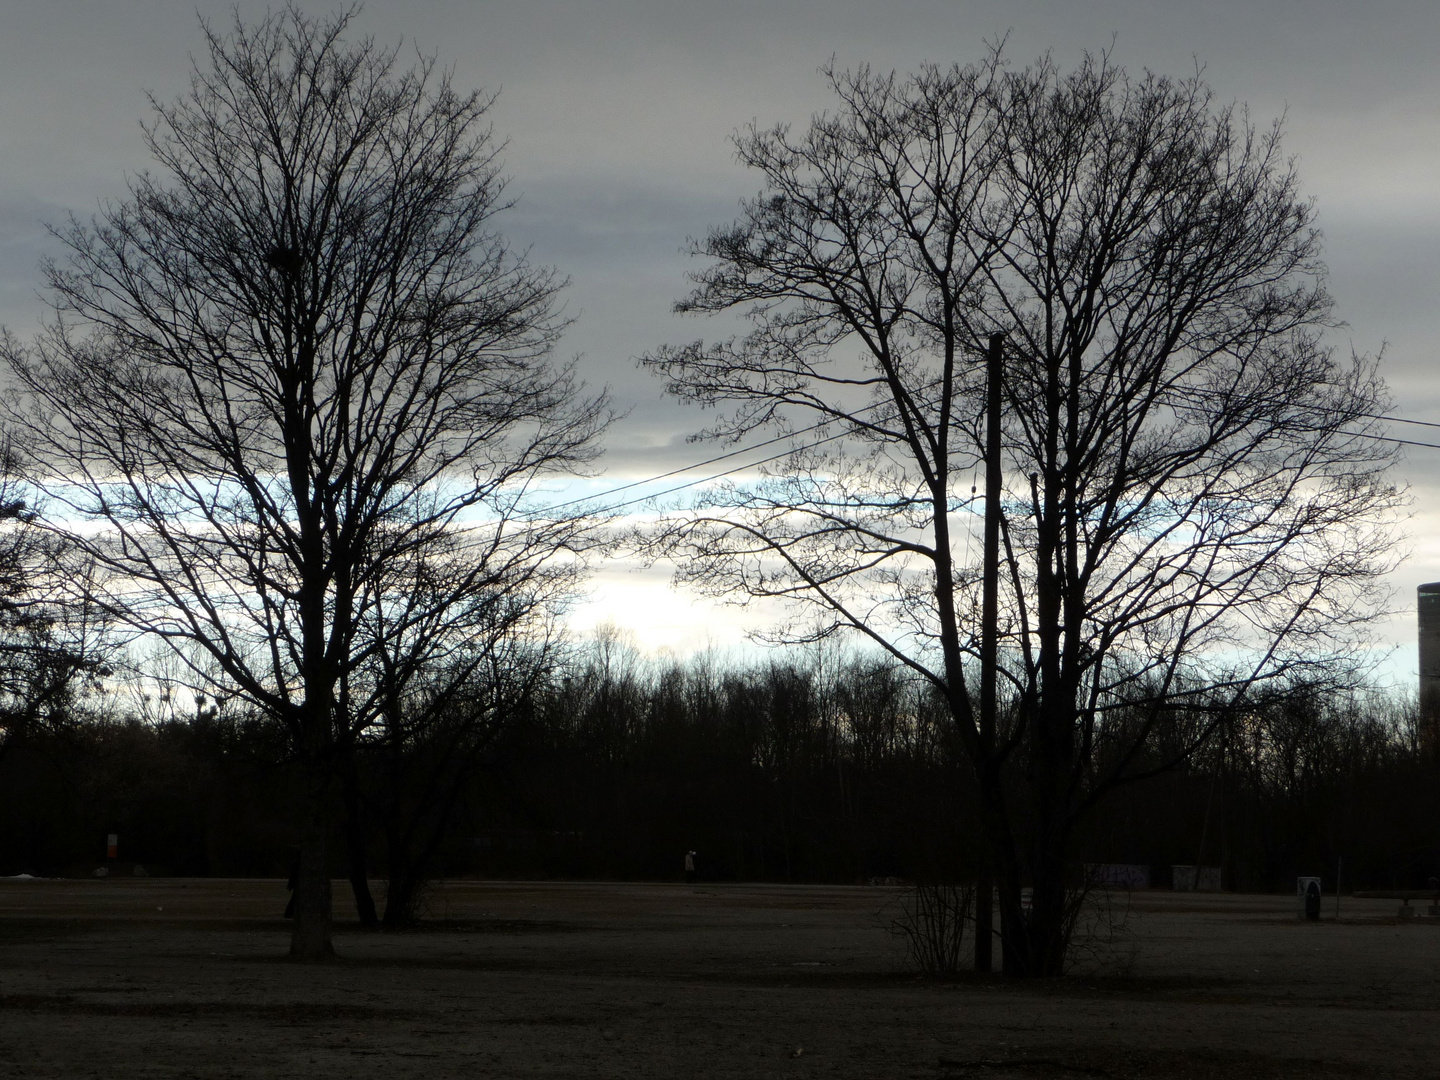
642 53 1401 975
2 7 606 958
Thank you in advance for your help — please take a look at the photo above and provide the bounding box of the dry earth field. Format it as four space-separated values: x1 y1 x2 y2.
1 878 1438 1079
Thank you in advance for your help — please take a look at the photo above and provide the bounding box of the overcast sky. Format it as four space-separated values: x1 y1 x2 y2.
1 1 1436 678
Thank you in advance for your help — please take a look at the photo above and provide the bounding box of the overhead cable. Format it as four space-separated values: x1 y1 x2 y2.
528 393 1439 523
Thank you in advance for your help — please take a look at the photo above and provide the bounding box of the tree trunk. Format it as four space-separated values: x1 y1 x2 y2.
289 761 335 960
381 796 419 927
977 752 1074 978
974 868 993 972
997 879 1028 976
380 865 416 928
289 810 334 959
381 819 424 927
994 799 1072 978
340 759 379 926
1023 840 1070 977
380 764 470 927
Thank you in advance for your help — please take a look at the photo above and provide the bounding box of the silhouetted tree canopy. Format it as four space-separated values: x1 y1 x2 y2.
2 6 606 957
643 51 1402 975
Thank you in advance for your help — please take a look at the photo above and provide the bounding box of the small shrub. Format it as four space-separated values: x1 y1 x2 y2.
890 882 973 976
1064 883 1139 977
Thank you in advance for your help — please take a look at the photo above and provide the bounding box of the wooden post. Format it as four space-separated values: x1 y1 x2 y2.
975 332 1003 974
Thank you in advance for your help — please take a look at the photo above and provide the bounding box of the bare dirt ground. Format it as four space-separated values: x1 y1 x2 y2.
1 877 1438 1079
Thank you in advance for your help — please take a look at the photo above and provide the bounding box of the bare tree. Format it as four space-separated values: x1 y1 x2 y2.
642 53 1401 975
0 458 111 766
2 7 606 958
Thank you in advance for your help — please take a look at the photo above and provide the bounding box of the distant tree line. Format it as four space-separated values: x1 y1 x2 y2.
3 638 1433 899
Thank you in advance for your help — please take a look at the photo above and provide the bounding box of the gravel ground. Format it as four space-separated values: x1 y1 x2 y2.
1 877 1437 1078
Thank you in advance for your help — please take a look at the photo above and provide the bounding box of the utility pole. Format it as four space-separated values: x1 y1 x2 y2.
975 332 1003 974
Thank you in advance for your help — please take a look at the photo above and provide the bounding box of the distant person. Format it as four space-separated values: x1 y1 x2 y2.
684 850 696 885
284 848 299 919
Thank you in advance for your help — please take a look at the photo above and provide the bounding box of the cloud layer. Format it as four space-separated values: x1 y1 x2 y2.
2 0 1434 675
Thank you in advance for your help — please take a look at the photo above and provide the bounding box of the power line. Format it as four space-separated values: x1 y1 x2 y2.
537 400 896 517
1174 386 1440 451
527 394 1439 524
1361 432 1440 451
538 414 841 515
560 412 1440 521
1371 411 1440 432
571 426 856 517
1175 385 1440 447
